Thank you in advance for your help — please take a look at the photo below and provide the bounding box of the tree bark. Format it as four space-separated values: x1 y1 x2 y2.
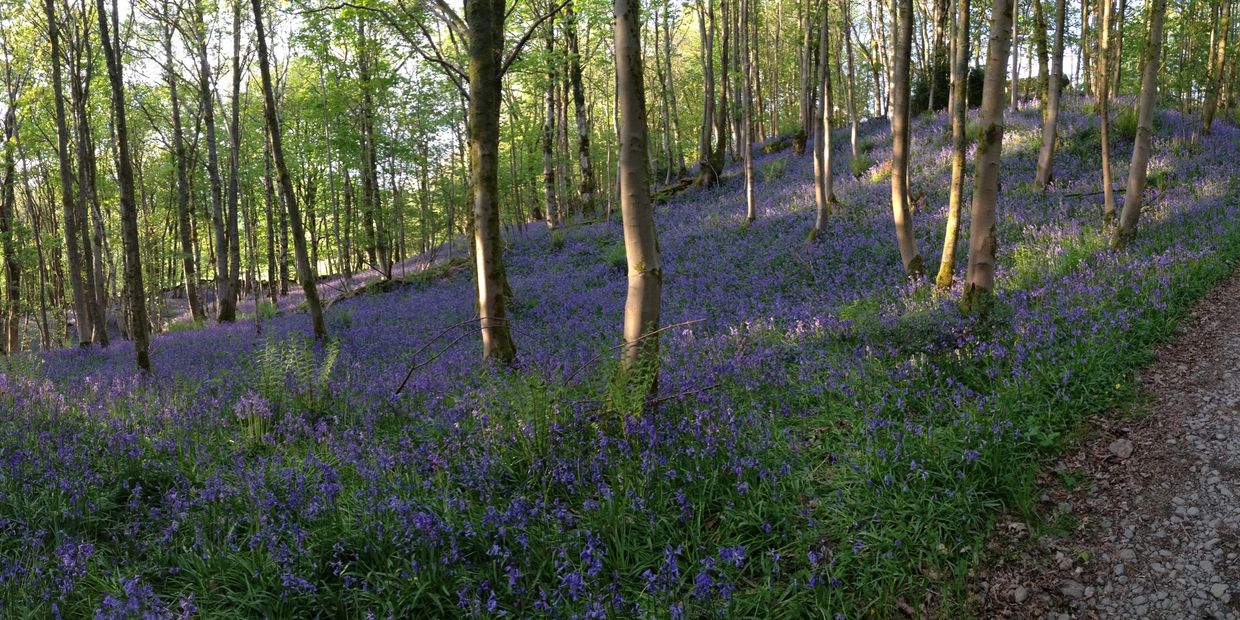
466 0 517 363
616 0 662 377
96 0 151 371
743 0 756 222
1201 0 1231 134
196 2 234 323
1112 0 1166 246
813 0 835 234
890 0 923 276
252 0 326 339
1034 0 1066 188
565 0 596 215
542 22 560 229
44 0 92 348
1097 0 1116 219
1032 0 1050 119
0 88 19 353
962 0 1014 314
935 0 970 287
696 0 721 185
164 13 207 323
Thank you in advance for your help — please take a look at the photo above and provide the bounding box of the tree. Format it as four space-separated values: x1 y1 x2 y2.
695 0 721 186
44 0 92 348
962 0 1014 314
565 0 595 215
0 32 19 353
1033 0 1066 188
812 0 835 235
1199 0 1230 135
194 0 237 323
252 0 327 339
742 0 756 223
889 0 923 276
934 0 970 287
616 0 662 375
95 0 152 371
162 1 207 323
1097 0 1116 219
1112 0 1167 246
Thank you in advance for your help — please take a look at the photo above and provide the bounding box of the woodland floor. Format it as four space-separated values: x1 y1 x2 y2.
976 266 1240 619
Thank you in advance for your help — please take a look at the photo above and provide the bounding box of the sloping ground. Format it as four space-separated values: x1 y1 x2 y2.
3 99 1240 616
978 271 1240 619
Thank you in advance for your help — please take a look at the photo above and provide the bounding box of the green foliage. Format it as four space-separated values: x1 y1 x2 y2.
869 159 892 183
550 229 566 251
849 154 874 178
165 318 206 334
759 157 788 182
249 335 341 430
1114 106 1139 140
602 241 627 272
257 301 279 320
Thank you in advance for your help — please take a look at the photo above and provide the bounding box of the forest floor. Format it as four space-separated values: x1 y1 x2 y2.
976 268 1240 619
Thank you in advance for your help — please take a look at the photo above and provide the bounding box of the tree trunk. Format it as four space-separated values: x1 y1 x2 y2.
1081 0 1091 96
890 0 923 276
252 0 326 339
843 0 860 158
542 24 559 229
962 0 1014 314
743 0 756 222
198 3 233 323
1201 0 1231 134
813 0 835 234
566 0 596 216
1097 0 1116 219
165 15 207 323
44 0 92 348
696 0 721 185
226 0 243 318
96 0 151 371
0 98 19 353
466 0 517 363
1010 0 1020 109
1034 0 1066 188
616 0 662 377
935 0 970 287
1112 0 1167 246
1032 0 1050 119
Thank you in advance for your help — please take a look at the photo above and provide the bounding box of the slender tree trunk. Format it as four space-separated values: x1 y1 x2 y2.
961 0 1014 313
813 0 835 234
96 0 151 370
44 0 92 348
1010 0 1020 109
165 16 207 323
196 4 233 323
935 0 970 287
1034 0 1066 187
1032 0 1050 119
1201 0 1231 134
566 0 596 215
890 0 923 276
252 0 326 339
0 99 19 353
1112 0 1167 246
616 0 662 377
743 0 756 222
696 0 721 185
1081 0 1092 96
1098 0 1117 218
466 0 517 363
843 0 860 158
226 0 242 316
542 28 559 230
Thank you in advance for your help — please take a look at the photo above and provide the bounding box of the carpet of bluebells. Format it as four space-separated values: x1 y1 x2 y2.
4 98 1240 617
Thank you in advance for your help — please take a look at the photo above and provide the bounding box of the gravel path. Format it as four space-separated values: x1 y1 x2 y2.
977 271 1240 619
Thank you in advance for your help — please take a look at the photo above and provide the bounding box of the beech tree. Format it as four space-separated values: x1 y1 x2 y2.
95 0 151 371
616 0 661 374
962 0 1014 313
253 0 327 339
889 0 922 277
1097 0 1117 219
934 0 970 287
1113 0 1168 246
1033 0 1066 189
